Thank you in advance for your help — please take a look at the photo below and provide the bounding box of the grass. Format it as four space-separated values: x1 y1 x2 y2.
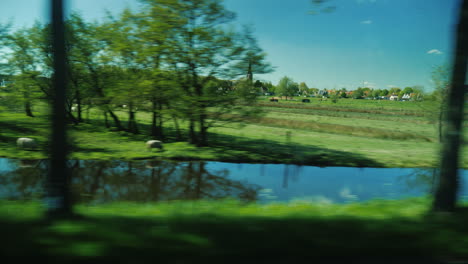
2 99 468 261
0 197 468 260
1 98 467 168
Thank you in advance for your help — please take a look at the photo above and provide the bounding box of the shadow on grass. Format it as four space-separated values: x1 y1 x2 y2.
205 132 384 167
0 212 465 261
0 121 39 142
76 116 381 167
71 145 112 153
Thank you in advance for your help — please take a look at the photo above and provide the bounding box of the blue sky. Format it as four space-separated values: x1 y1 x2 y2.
0 0 461 91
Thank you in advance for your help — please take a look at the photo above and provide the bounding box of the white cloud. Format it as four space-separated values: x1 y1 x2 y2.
427 49 443 55
360 20 373 24
361 81 376 88
387 84 397 88
339 187 358 200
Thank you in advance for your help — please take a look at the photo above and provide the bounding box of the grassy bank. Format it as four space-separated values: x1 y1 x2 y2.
1 98 467 168
0 198 467 260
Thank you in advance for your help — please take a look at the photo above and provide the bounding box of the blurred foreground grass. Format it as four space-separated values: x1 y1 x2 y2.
1 197 468 261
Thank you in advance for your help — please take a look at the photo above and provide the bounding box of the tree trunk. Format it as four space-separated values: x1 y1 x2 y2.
157 102 163 140
197 110 208 147
433 0 468 212
151 98 158 138
75 89 83 122
188 118 197 145
247 59 253 82
128 111 138 134
107 109 123 131
24 99 34 117
171 113 182 141
66 110 79 125
127 103 139 134
47 0 73 218
150 98 163 139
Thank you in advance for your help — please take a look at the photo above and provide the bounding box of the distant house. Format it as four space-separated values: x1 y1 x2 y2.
389 95 399 101
401 93 411 101
318 90 328 97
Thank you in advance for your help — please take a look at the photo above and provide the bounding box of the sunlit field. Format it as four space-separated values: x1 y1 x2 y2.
1 98 467 168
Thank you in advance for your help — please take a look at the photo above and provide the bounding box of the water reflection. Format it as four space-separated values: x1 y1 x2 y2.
1 158 467 204
0 159 261 204
396 168 438 194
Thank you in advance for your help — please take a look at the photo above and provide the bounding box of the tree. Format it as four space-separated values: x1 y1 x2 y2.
3 27 45 117
352 88 364 99
152 0 260 146
65 14 103 124
60 15 126 129
330 92 339 103
309 87 319 95
398 90 405 100
232 25 273 83
427 65 450 142
402 86 414 94
299 82 309 96
411 85 424 101
433 0 468 212
47 0 72 218
99 10 152 134
263 81 275 94
276 76 298 99
371 89 381 98
389 87 401 95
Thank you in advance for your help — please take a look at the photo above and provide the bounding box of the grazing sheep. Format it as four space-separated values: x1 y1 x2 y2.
146 140 163 151
17 138 37 150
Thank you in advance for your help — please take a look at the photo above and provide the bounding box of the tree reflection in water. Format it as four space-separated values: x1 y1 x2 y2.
0 159 260 204
397 168 438 195
0 159 45 200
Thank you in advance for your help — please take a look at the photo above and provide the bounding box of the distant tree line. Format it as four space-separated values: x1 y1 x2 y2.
262 75 427 101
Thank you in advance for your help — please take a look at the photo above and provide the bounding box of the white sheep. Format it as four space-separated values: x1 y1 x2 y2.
17 138 37 150
146 140 163 151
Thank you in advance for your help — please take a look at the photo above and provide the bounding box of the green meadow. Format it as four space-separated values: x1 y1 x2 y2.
1 97 466 168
